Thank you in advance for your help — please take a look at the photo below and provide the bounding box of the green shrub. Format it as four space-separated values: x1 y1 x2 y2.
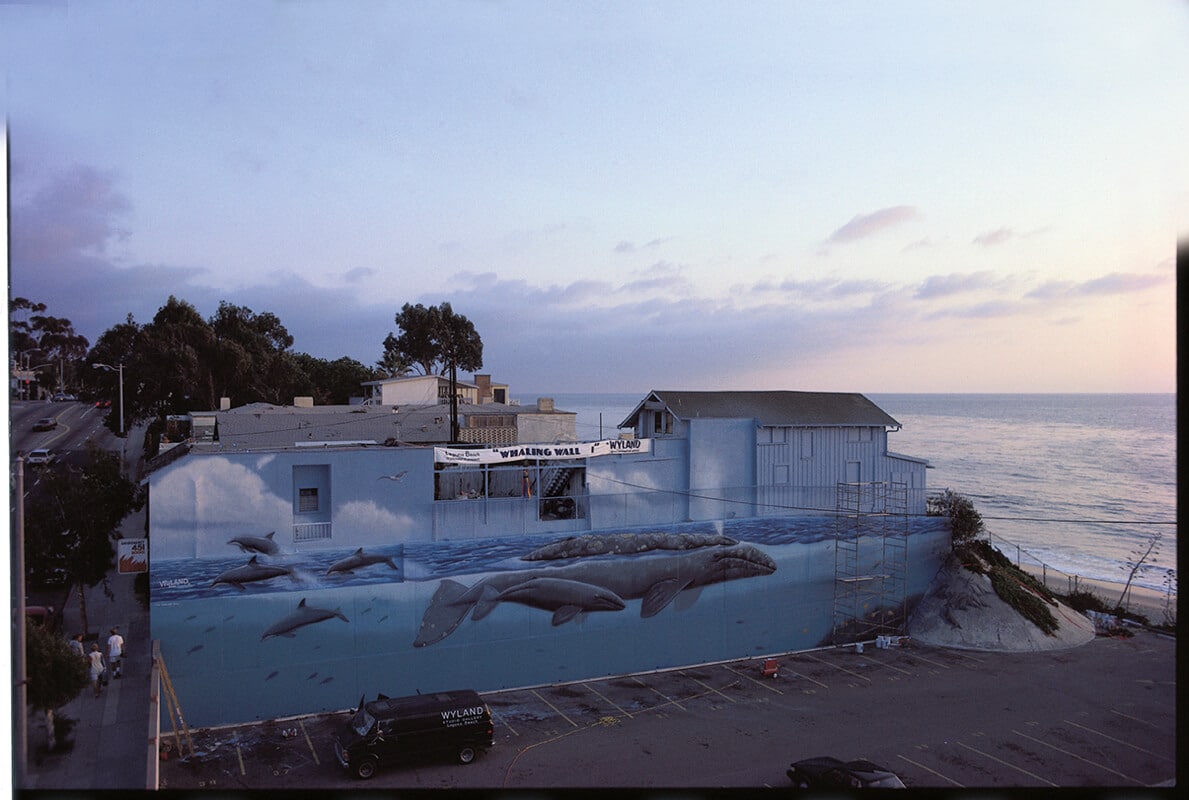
1062 588 1110 614
989 566 1059 636
931 489 985 548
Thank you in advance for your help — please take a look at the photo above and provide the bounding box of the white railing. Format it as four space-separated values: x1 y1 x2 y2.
293 522 332 542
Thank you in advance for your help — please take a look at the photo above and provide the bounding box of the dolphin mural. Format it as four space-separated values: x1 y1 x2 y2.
261 598 350 640
228 531 280 555
471 577 627 626
211 555 294 591
414 542 776 647
326 547 400 575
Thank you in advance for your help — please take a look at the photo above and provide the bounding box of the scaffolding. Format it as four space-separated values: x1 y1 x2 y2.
832 481 910 644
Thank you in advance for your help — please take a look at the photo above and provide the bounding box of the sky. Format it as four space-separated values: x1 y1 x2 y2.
2 0 1184 395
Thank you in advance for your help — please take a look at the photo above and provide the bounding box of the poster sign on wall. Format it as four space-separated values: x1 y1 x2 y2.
118 538 149 573
434 438 651 465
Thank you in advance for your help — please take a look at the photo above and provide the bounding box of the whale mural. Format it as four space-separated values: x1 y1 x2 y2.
413 539 777 646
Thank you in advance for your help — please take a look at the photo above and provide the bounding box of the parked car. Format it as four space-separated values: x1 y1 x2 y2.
787 757 906 789
334 689 493 779
32 417 57 431
26 448 55 466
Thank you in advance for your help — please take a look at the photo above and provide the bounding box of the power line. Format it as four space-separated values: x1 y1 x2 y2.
589 475 1176 527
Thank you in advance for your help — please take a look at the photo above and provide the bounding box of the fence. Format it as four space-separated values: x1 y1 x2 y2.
980 528 1177 624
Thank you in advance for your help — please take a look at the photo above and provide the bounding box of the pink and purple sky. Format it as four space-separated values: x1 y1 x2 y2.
3 1 1182 393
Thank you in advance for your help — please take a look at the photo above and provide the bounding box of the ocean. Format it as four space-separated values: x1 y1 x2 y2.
521 392 1177 595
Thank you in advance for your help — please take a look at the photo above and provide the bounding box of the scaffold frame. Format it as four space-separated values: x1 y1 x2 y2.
832 480 910 643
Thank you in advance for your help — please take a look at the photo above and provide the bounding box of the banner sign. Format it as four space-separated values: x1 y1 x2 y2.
435 438 650 465
118 538 149 574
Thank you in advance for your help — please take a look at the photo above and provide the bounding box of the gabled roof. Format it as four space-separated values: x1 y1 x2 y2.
620 390 901 429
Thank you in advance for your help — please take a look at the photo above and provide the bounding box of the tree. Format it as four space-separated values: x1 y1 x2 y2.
9 298 88 396
380 302 483 440
25 442 145 636
25 622 89 752
290 353 379 405
380 303 443 376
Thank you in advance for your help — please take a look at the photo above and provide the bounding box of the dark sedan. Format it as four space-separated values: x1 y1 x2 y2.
32 417 58 431
787 756 906 789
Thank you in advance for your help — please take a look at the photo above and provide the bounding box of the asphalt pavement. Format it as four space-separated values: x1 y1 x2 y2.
153 627 1177 791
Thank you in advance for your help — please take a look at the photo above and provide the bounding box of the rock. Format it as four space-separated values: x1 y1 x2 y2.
907 555 1095 651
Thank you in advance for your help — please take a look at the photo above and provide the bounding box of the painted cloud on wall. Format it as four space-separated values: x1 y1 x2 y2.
333 500 417 544
152 456 294 559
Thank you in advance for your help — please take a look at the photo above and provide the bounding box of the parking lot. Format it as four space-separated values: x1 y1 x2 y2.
158 628 1175 790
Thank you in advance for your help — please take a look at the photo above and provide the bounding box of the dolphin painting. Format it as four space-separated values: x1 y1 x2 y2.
326 547 399 576
470 577 627 626
211 555 294 591
414 542 776 647
227 531 280 555
261 598 349 640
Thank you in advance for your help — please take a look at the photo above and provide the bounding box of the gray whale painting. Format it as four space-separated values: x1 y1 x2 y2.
414 535 777 646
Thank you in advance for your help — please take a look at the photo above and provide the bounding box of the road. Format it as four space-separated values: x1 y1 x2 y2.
158 629 1175 790
12 399 123 472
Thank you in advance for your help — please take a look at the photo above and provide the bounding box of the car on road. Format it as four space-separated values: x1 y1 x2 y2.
787 756 906 789
32 417 58 431
95 399 112 408
26 448 55 466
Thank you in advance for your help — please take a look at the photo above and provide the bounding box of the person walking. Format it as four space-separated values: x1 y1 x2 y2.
106 626 125 679
68 633 85 660
87 643 106 698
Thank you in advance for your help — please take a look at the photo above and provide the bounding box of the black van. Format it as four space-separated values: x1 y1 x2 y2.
333 689 494 779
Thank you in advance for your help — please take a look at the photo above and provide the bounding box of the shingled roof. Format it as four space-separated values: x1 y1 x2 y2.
620 390 901 429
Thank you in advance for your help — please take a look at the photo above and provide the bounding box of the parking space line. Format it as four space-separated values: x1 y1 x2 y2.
683 673 738 702
490 710 520 737
581 682 633 719
298 719 319 766
957 740 1057 786
633 676 685 711
235 742 246 776
1063 719 1173 762
721 664 785 694
903 652 951 670
1110 708 1162 729
862 657 913 676
802 652 871 683
531 689 577 728
1013 729 1144 784
896 754 964 787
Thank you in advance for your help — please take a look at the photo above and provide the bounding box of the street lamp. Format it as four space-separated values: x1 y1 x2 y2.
91 362 125 435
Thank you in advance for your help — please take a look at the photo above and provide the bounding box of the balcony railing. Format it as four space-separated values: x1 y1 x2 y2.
293 522 332 542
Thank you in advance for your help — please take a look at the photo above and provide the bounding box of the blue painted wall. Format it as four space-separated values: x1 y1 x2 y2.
152 515 949 727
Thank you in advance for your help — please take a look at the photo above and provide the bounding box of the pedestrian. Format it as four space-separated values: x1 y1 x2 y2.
68 633 85 660
87 643 106 697
107 626 125 679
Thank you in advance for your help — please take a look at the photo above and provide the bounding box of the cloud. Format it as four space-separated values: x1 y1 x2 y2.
614 237 670 254
11 164 132 262
341 266 375 283
914 271 999 299
972 227 1014 247
1027 271 1171 300
825 206 919 244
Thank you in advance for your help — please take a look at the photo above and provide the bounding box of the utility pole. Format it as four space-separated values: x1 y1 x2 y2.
14 456 29 788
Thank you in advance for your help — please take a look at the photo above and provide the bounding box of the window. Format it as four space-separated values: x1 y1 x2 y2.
800 429 814 458
653 410 673 435
298 487 319 513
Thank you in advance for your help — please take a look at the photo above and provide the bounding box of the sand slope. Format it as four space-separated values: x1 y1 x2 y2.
907 555 1095 651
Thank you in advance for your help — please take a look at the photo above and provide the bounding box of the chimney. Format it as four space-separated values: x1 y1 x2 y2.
537 397 554 413
220 397 231 411
294 396 314 408
474 374 492 403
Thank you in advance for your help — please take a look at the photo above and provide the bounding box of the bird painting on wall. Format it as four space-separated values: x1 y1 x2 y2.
378 471 408 482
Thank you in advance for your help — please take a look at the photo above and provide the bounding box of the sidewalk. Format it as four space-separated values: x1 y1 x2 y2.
20 428 153 792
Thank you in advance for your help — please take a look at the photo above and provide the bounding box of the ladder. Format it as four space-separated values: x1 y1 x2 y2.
156 653 195 759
